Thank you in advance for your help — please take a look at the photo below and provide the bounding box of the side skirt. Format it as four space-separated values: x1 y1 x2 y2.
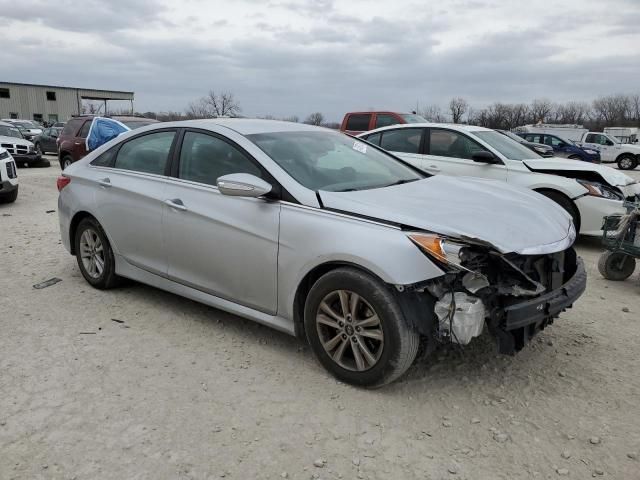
115 255 295 336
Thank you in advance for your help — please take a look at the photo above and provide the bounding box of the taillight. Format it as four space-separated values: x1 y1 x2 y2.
57 176 71 191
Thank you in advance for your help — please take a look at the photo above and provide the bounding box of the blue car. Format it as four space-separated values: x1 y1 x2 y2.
519 132 601 163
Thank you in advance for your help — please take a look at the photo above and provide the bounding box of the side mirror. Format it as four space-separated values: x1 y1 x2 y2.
471 151 499 164
217 173 272 198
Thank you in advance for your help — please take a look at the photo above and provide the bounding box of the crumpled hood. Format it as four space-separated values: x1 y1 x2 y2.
319 176 574 255
523 158 636 187
0 135 33 147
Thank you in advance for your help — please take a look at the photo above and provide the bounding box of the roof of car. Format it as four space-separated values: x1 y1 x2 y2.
0 121 16 127
150 118 329 136
361 122 494 135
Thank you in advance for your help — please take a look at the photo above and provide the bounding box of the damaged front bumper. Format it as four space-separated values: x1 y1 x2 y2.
491 256 586 354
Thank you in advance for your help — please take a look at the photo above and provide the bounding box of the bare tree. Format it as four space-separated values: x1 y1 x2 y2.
449 97 469 124
630 94 640 121
419 104 447 122
553 101 591 124
185 90 241 118
283 115 300 123
529 98 554 124
304 112 324 126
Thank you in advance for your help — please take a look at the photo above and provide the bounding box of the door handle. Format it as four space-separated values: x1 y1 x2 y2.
165 199 187 211
98 178 111 188
428 165 441 172
74 141 82 145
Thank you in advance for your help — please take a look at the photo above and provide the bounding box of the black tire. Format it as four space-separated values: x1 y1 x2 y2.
617 155 637 170
35 159 51 168
60 154 73 170
538 190 580 234
568 155 580 160
0 188 18 204
304 267 419 388
74 217 120 289
598 252 636 281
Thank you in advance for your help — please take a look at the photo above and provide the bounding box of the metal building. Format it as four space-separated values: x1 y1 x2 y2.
0 81 134 124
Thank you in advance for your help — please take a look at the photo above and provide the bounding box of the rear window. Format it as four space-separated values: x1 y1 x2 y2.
375 114 399 128
61 119 84 137
345 114 371 132
78 121 92 138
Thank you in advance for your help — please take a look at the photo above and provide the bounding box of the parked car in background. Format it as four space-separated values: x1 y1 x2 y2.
58 115 160 169
1 119 44 141
578 131 640 170
0 147 18 203
34 127 63 155
340 111 427 135
0 121 47 167
496 129 553 157
518 132 600 163
515 124 587 142
359 123 640 236
57 119 587 387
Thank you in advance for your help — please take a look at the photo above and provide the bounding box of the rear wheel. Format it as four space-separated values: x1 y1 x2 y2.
74 217 120 289
598 252 636 280
304 267 419 388
538 190 580 234
61 155 73 170
617 155 637 170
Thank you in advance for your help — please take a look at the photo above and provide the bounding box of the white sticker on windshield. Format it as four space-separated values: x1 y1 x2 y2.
353 141 367 154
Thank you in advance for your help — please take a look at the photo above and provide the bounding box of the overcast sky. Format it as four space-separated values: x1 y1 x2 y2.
1 0 639 120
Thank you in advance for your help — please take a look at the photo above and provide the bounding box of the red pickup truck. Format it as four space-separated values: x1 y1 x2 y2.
340 111 427 135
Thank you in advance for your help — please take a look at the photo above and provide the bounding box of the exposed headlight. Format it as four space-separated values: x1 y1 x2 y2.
28 144 35 152
408 233 469 268
577 180 624 201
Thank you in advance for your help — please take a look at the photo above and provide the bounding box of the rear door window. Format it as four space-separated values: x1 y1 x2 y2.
364 132 382 146
345 114 371 132
114 131 176 175
78 121 92 138
374 114 399 128
380 128 423 154
62 119 84 137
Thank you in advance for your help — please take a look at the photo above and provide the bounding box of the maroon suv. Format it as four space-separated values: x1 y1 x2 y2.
57 115 160 169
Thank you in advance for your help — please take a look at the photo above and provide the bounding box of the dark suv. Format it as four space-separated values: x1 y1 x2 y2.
58 115 160 169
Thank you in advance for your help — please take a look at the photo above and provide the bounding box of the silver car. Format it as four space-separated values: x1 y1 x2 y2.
57 119 586 387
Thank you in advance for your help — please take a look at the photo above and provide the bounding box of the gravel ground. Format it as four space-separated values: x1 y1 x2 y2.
1 159 639 480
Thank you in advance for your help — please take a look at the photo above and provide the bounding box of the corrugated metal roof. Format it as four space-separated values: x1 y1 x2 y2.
0 81 133 96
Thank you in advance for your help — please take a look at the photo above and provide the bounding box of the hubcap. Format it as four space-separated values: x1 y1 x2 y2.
79 228 105 279
316 290 384 372
620 158 631 169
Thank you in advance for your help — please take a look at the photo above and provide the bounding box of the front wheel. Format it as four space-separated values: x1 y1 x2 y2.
617 155 637 170
304 267 419 388
538 190 580 234
598 251 636 280
74 217 121 289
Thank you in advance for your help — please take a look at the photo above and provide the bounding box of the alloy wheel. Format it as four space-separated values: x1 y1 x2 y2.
79 228 105 279
315 290 384 371
619 157 632 169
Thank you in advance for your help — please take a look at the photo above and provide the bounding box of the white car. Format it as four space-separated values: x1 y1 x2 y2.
358 123 640 236
0 147 18 203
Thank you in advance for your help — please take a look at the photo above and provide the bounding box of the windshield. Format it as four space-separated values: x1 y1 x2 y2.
0 126 23 138
400 114 427 123
473 130 541 160
247 130 424 192
13 122 32 129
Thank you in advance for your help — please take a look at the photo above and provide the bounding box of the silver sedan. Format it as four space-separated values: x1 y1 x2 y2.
57 119 586 387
